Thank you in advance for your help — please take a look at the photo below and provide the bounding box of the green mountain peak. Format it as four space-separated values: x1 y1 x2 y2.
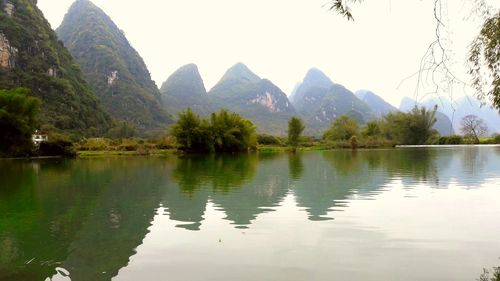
57 0 171 131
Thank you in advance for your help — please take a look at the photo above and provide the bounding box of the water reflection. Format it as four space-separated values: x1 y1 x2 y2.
0 147 499 280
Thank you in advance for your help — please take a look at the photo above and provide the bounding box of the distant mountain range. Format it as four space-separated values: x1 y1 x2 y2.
1 0 499 137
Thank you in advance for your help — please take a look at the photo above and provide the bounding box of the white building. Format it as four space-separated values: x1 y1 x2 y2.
32 130 48 145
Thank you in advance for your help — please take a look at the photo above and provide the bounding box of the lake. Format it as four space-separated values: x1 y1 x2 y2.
1 146 499 281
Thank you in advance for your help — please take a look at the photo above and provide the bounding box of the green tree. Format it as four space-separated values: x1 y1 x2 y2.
323 115 359 141
288 117 305 151
383 106 438 145
171 108 211 152
107 121 138 139
210 109 257 152
362 120 382 138
469 12 500 112
171 109 256 153
0 88 41 157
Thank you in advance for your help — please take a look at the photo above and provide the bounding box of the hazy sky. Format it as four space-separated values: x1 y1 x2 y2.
37 0 497 107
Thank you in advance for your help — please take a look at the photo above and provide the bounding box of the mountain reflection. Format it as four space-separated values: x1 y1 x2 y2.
1 147 499 281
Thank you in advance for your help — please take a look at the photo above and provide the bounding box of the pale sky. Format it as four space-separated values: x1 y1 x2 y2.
37 0 498 107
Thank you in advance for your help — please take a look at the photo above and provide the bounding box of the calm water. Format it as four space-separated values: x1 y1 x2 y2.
1 147 500 281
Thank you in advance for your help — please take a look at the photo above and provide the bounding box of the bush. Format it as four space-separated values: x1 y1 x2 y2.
171 109 257 153
148 137 176 149
118 139 139 151
38 140 76 157
77 138 110 151
257 134 284 146
438 135 463 145
494 134 500 144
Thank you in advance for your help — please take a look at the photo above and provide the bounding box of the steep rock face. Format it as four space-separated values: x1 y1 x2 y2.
57 0 171 131
160 64 211 116
0 32 17 68
209 63 296 135
355 90 397 117
291 68 375 133
0 0 111 135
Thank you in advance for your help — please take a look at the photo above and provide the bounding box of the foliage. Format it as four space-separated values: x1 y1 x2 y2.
495 134 500 144
257 134 284 146
171 108 257 153
210 109 257 152
461 115 488 144
288 117 305 149
469 12 500 112
438 135 463 145
0 88 40 157
323 115 359 141
56 0 171 130
349 135 358 149
477 267 500 281
107 121 137 139
362 120 382 137
0 0 111 135
171 108 212 153
327 0 362 21
383 106 438 145
38 139 76 157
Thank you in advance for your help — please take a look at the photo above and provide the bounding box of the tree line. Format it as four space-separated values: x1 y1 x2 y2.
1 87 499 157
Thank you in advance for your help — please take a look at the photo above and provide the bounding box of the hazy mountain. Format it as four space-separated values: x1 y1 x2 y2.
355 90 398 117
160 64 212 117
208 63 296 135
399 97 455 136
453 96 500 134
291 68 376 133
405 95 500 134
0 0 111 135
57 0 171 131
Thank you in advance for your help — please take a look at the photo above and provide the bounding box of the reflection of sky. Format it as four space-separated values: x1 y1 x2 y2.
121 178 500 281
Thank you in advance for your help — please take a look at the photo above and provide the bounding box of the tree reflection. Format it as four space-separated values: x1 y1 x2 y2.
288 152 304 180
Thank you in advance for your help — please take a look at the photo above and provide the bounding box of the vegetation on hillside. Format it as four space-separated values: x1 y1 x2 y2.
56 0 171 131
0 0 111 135
0 88 40 157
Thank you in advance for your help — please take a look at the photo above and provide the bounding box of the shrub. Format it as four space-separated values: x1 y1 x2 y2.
257 134 284 146
77 138 110 151
38 140 76 157
438 135 463 145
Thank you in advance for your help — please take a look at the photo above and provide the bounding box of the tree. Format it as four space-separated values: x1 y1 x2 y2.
383 105 438 145
323 115 359 141
210 109 257 152
288 117 305 151
362 120 382 138
460 115 488 143
171 108 211 152
469 12 500 111
171 108 257 153
107 121 137 139
328 1 500 112
0 88 41 157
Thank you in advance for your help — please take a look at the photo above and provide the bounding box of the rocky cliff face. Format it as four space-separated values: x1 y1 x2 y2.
57 0 172 131
0 0 111 135
0 32 17 68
